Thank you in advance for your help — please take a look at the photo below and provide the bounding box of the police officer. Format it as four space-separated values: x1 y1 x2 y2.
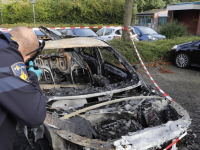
0 26 46 150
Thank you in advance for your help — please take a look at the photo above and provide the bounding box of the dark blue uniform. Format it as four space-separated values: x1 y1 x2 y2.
0 32 46 150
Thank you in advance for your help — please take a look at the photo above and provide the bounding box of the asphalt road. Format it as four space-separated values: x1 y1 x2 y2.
137 63 200 149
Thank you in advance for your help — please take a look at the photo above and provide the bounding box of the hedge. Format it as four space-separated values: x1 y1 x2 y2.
1 0 128 25
109 36 200 64
159 20 189 39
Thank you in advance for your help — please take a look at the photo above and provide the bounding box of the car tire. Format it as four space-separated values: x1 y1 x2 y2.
175 52 190 68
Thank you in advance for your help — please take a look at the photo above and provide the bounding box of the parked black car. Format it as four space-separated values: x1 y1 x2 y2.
171 40 200 68
59 28 104 40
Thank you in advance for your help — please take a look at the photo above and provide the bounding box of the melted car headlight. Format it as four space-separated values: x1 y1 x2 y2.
172 45 178 49
147 36 156 40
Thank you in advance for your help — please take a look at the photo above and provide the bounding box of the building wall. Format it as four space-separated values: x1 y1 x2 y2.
154 13 159 27
168 10 200 35
136 10 168 31
196 12 200 35
167 11 173 22
154 10 168 27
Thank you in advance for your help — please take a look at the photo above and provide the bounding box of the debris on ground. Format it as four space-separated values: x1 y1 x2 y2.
146 61 172 67
158 66 174 73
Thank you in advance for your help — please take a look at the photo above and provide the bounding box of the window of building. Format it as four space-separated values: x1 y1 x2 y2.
137 15 154 27
158 17 168 26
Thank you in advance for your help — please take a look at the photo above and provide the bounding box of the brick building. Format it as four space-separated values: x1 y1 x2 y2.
167 2 200 35
135 9 168 31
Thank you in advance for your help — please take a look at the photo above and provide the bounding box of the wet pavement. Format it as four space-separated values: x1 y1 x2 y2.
138 63 200 149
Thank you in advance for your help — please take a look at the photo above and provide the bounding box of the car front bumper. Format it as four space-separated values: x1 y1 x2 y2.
170 49 177 62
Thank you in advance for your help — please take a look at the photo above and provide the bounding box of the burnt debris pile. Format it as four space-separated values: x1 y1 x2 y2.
94 118 140 141
92 99 180 141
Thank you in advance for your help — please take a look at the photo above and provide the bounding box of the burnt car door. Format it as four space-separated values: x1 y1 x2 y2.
80 47 103 75
80 46 136 84
100 48 129 83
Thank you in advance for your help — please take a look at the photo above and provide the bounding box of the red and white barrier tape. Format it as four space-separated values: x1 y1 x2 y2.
164 132 187 150
0 26 122 31
128 29 174 101
127 26 187 150
2 25 174 101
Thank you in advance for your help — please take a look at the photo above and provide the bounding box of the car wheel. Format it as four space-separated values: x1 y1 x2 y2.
175 52 190 68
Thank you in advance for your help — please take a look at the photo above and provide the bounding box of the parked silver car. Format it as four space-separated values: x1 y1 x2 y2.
96 27 138 41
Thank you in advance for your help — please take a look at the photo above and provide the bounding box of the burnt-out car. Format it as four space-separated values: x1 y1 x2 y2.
16 28 191 150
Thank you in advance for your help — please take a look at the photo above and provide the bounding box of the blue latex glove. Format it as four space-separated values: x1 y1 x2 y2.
28 61 42 79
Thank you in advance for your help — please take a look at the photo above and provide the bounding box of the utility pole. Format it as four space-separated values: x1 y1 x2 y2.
122 0 134 41
30 0 36 28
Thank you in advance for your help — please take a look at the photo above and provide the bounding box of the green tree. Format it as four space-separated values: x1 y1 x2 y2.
135 0 182 12
159 20 188 39
163 0 179 5
179 0 200 2
135 0 166 12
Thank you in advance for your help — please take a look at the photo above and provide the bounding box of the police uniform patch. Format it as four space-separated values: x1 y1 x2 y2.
11 62 30 82
11 37 16 41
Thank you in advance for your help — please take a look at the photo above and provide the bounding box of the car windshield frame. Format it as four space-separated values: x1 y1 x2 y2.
73 29 98 37
34 30 46 36
138 27 158 35
51 30 62 36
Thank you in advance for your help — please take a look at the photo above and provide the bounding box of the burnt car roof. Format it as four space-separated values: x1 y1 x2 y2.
44 37 109 50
